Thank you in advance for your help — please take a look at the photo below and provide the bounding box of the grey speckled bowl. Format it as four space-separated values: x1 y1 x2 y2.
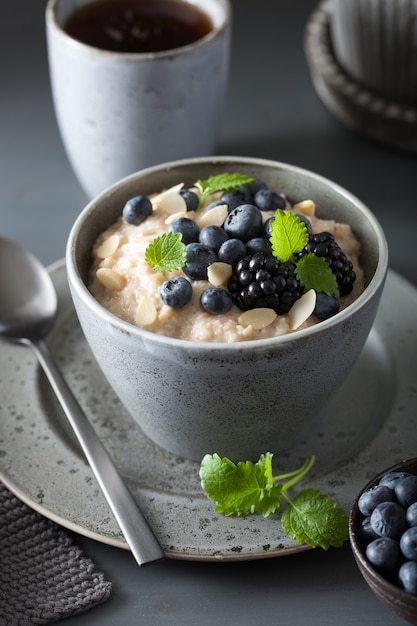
66 156 388 462
350 458 417 625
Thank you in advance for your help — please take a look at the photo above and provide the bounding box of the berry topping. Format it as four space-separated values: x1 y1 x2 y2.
246 237 272 256
160 277 192 308
298 232 356 295
220 186 253 211
183 243 218 281
313 292 340 320
223 204 264 242
254 188 286 212
200 288 233 314
228 252 303 315
217 238 247 266
179 188 199 211
167 217 200 244
122 195 153 225
199 224 230 253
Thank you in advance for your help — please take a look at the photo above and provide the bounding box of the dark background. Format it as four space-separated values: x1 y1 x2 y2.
0 1 415 624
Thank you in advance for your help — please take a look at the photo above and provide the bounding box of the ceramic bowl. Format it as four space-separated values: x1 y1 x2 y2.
66 156 388 462
349 458 417 625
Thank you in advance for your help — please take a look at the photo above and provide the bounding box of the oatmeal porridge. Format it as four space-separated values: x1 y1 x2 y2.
89 174 364 342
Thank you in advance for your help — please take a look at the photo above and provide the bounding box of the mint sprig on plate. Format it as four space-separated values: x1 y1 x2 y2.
199 453 348 549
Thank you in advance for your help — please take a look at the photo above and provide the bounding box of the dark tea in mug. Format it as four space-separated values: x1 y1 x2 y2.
64 0 213 53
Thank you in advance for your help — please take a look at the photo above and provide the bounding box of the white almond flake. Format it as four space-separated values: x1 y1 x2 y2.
160 191 187 215
238 308 277 330
293 199 316 217
96 267 125 291
207 262 233 287
165 211 189 225
197 203 228 228
96 234 121 259
288 289 316 330
135 296 157 327
152 183 184 209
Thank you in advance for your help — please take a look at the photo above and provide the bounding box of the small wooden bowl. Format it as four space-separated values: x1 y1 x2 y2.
349 458 417 625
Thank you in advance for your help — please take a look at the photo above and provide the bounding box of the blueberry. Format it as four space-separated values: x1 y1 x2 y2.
223 204 263 242
204 198 229 213
395 475 417 508
358 484 397 516
200 288 233 314
370 502 407 539
160 277 192 308
366 537 403 571
254 188 286 211
248 179 268 195
313 293 340 320
122 195 153 225
263 216 275 238
179 188 199 211
380 471 413 490
220 186 253 211
358 516 379 544
246 238 272 255
218 238 247 266
199 225 229 253
406 502 417 527
183 243 218 281
167 217 200 245
399 561 417 595
294 213 313 233
400 527 417 561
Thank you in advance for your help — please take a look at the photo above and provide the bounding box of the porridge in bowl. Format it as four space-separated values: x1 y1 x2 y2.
66 157 387 461
89 172 364 342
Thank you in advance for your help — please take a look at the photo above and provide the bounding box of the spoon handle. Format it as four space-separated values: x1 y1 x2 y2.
29 337 165 566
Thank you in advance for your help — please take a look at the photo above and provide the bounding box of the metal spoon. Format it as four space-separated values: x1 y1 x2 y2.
0 237 165 566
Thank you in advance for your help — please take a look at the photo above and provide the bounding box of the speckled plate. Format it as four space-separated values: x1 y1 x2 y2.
0 261 416 561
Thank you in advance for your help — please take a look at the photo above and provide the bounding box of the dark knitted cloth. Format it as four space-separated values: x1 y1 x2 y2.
0 483 112 625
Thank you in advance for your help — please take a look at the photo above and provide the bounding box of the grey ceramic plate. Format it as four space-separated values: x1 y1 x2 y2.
0 261 416 561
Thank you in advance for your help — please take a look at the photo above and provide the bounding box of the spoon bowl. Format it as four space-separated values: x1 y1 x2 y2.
0 239 57 340
0 237 164 566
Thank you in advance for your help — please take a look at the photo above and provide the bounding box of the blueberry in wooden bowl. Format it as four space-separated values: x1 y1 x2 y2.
349 458 417 625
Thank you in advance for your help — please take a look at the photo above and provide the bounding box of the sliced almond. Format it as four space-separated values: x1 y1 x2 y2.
160 191 187 215
197 203 228 228
293 199 316 217
96 234 121 259
152 183 185 213
288 289 316 330
164 211 189 224
96 267 125 291
238 308 277 330
135 296 157 327
152 182 184 203
207 262 233 287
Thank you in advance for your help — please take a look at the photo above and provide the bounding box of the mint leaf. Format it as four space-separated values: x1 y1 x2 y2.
195 173 255 199
199 452 283 517
145 232 186 272
269 210 309 262
200 452 349 550
295 254 340 297
281 489 349 549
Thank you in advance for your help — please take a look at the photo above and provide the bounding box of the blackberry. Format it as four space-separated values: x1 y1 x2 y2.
298 232 356 295
228 252 303 315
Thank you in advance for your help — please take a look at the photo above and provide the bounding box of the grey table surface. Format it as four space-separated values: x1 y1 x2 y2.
1 1 416 624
